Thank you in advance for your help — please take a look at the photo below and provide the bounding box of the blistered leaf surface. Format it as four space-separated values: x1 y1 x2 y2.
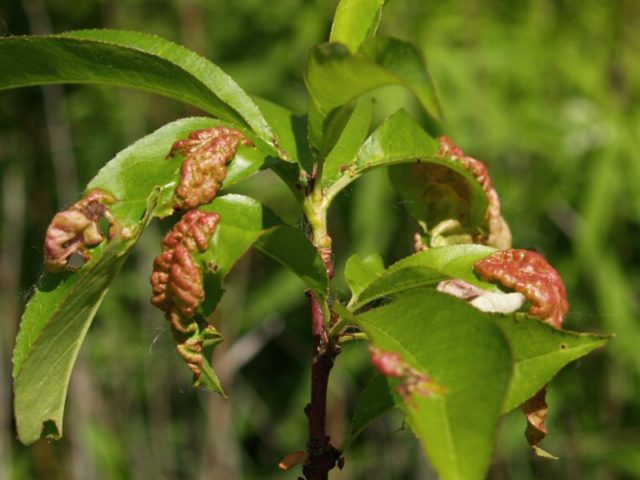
170 127 254 209
474 249 569 329
12 118 271 445
43 189 116 273
150 210 220 332
390 136 511 249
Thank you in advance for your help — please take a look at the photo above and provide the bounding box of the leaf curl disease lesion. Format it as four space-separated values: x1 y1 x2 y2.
169 127 254 210
473 248 569 329
437 137 512 250
413 136 512 251
43 188 116 273
150 126 253 382
369 347 444 403
473 248 569 458
150 210 220 378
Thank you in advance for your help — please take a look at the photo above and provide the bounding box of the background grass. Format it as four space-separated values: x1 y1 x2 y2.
1 0 638 478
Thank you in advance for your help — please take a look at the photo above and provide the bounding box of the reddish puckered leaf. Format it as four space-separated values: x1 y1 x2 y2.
474 248 570 457
149 194 329 392
150 210 221 378
474 249 569 329
413 136 512 250
170 127 254 210
438 137 511 250
43 189 117 273
12 117 274 445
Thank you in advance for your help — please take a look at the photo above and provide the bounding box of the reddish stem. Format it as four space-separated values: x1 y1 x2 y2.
303 291 340 480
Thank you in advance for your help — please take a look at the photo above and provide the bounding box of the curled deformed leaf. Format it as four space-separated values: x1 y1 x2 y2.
148 194 329 390
474 248 569 329
150 210 221 378
521 387 557 459
43 189 116 272
438 138 510 247
474 248 570 458
175 325 223 380
170 127 254 210
11 117 274 445
404 136 512 250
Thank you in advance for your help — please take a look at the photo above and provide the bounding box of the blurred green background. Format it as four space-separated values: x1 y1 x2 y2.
1 0 638 478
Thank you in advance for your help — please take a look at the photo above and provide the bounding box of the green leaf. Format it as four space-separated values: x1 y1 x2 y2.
198 360 225 393
250 97 311 199
355 109 439 170
358 36 442 129
355 289 512 480
330 0 387 52
255 226 329 296
495 315 610 413
342 373 395 450
196 194 328 313
321 98 372 188
12 117 271 445
88 117 274 224
325 109 443 199
344 252 385 299
12 191 161 445
305 36 442 150
180 196 326 393
326 110 491 236
344 304 609 452
354 244 498 309
252 96 313 169
0 30 274 146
